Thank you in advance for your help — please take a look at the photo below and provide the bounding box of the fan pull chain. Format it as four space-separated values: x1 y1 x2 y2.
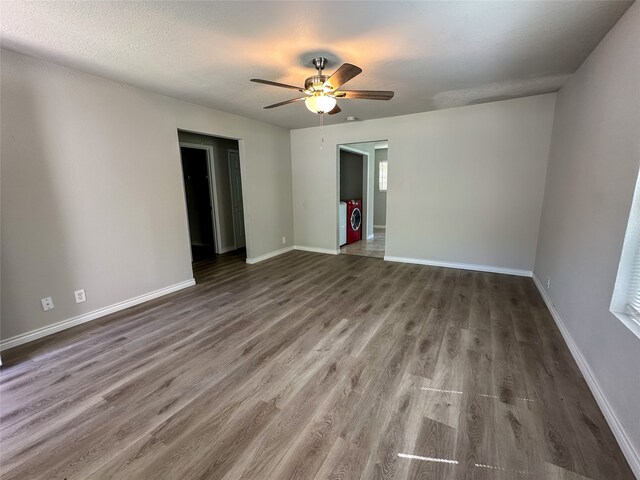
320 113 324 150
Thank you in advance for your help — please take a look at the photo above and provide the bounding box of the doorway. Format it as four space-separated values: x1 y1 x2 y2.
337 141 388 258
228 149 246 249
178 131 246 265
181 146 216 261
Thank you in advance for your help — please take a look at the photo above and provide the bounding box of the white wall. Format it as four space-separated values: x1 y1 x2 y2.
533 1 640 467
0 49 293 343
292 94 556 273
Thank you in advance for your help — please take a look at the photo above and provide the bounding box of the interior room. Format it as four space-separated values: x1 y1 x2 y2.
1 2 639 479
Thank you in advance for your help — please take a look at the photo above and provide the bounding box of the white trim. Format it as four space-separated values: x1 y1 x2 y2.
338 144 374 242
245 246 293 264
373 225 386 229
611 311 640 340
532 274 640 478
294 246 340 255
383 256 532 277
228 149 238 251
367 234 375 240
0 279 195 351
235 140 252 259
246 245 341 264
217 245 237 254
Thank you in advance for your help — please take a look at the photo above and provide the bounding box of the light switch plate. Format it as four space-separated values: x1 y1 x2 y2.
74 289 87 303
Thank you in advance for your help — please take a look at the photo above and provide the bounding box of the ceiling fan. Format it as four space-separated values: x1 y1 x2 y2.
251 57 394 115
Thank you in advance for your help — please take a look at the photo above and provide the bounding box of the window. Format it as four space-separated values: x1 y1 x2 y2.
611 173 640 338
379 161 388 192
627 243 640 317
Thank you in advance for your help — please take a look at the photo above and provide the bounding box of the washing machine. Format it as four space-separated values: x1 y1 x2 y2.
346 199 362 244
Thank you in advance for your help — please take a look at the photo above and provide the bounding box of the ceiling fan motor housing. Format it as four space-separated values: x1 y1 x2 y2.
304 75 330 93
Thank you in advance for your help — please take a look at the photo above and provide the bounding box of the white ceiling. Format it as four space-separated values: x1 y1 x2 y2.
0 1 632 129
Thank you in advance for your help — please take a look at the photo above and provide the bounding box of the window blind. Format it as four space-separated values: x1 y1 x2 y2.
379 161 388 191
611 174 640 334
626 223 640 318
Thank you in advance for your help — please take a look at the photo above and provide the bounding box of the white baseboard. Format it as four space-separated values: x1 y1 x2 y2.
218 245 237 254
293 246 340 255
532 274 640 478
245 245 340 264
366 234 375 240
0 279 196 351
245 246 293 264
383 256 532 277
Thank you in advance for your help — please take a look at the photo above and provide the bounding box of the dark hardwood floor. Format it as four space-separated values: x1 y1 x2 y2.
0 251 634 479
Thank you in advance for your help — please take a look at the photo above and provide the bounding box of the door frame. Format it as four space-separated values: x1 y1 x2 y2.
227 148 245 250
179 142 223 255
337 144 372 250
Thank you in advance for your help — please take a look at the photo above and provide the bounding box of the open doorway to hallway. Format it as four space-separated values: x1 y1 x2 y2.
178 130 246 264
337 141 388 258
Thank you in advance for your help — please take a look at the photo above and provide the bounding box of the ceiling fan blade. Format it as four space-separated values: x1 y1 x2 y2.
324 63 362 90
263 97 307 109
251 79 304 92
327 104 342 115
334 90 394 100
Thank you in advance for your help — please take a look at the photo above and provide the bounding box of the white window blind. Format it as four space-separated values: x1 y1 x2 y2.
379 161 388 192
628 246 640 317
625 208 640 318
611 172 640 336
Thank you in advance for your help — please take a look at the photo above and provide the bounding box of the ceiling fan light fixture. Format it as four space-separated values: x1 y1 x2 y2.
252 57 393 116
304 93 337 114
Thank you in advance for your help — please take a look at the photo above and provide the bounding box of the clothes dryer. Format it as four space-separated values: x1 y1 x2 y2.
346 199 362 244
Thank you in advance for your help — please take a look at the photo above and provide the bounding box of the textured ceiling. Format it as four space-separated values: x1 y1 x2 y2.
0 1 633 129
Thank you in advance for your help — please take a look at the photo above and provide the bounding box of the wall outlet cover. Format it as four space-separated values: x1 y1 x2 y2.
41 297 54 311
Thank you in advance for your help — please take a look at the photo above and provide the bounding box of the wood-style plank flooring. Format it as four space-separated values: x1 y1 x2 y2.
341 227 386 258
0 250 634 479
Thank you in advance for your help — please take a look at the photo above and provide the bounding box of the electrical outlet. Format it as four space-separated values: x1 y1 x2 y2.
74 289 87 303
41 297 54 311
282 236 286 245
546 277 551 289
